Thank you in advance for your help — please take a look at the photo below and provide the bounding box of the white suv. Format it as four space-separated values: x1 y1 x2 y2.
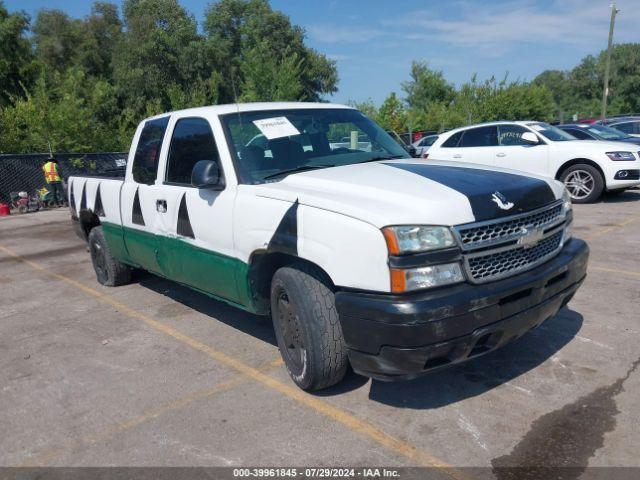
428 121 640 203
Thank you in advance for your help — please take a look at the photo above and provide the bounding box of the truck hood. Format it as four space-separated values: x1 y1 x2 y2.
253 160 563 228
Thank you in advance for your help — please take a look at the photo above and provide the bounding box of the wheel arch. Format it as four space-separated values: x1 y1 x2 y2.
77 209 101 241
555 158 605 182
246 250 335 315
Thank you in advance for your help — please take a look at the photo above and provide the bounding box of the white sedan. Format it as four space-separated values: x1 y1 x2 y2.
427 121 640 203
412 134 439 158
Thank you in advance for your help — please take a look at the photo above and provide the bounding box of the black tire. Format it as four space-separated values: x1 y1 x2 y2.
88 226 131 286
270 264 348 391
560 164 604 203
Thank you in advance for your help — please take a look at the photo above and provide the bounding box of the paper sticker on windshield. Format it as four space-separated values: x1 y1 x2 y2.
252 117 300 140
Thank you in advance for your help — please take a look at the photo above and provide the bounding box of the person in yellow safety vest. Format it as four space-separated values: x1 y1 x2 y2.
42 156 65 207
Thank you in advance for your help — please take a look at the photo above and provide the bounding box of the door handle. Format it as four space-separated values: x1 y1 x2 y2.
496 152 506 157
156 199 167 213
453 154 462 159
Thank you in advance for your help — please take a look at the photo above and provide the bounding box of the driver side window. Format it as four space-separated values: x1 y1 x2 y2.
166 117 220 185
498 125 533 146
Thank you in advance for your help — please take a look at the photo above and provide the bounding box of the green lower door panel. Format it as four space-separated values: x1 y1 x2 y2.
123 227 162 273
159 236 243 304
105 224 254 311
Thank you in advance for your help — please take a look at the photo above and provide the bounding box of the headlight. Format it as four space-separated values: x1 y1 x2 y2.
390 263 464 293
382 225 456 254
562 188 572 213
606 151 635 161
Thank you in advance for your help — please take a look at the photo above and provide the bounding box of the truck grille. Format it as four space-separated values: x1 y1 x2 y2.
466 230 564 282
457 203 564 250
454 201 568 284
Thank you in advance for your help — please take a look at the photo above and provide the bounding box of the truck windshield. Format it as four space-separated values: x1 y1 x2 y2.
221 108 410 184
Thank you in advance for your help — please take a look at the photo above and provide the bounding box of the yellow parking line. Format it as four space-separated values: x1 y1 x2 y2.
20 358 283 467
585 214 640 240
591 265 640 278
0 244 467 479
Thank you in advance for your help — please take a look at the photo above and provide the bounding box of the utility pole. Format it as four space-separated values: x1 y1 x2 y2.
601 3 619 120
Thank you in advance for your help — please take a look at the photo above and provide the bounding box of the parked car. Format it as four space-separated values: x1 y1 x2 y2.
68 103 587 391
428 121 640 203
559 123 640 146
412 134 439 158
386 130 417 157
599 117 640 137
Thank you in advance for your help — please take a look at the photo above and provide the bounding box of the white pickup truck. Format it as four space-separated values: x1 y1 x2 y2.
69 102 589 391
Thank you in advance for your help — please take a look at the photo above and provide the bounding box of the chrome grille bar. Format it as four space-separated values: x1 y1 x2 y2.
454 200 565 252
453 201 568 284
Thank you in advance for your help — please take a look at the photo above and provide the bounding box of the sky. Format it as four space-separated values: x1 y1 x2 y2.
6 0 640 105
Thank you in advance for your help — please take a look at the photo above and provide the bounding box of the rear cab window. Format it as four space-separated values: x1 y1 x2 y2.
131 117 170 185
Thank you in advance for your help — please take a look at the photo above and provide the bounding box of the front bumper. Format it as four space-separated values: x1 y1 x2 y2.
335 238 589 381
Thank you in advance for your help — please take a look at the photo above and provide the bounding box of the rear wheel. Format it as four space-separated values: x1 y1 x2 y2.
88 226 131 286
560 164 604 203
270 264 348 391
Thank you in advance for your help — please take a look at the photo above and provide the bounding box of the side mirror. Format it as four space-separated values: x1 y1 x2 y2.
521 132 539 145
191 160 224 189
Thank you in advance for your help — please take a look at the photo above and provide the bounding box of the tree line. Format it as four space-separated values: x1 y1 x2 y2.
0 0 337 153
1 0 638 153
356 43 640 136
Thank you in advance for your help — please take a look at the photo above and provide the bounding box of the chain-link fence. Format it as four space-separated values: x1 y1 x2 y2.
0 152 127 204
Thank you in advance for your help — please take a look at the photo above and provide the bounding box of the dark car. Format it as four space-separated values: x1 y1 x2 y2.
597 117 640 137
558 123 640 146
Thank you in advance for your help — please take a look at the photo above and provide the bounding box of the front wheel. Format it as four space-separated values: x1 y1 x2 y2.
560 164 604 204
88 226 132 286
270 264 348 391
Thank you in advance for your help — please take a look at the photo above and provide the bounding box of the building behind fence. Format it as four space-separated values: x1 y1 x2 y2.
0 152 127 203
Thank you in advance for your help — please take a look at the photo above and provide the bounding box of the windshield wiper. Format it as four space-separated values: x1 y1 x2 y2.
263 164 336 180
357 155 406 164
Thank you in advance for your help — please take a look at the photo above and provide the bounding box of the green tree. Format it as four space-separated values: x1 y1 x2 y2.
605 43 640 113
418 75 555 132
203 0 337 103
534 43 640 120
112 0 209 139
376 92 407 132
0 68 121 153
240 42 304 101
32 9 84 73
402 61 455 112
76 2 123 78
0 1 36 105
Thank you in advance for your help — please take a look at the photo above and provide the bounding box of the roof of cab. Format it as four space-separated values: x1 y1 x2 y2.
145 102 353 121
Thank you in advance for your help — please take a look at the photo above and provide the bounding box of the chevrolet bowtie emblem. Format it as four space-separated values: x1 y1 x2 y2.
518 226 544 248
